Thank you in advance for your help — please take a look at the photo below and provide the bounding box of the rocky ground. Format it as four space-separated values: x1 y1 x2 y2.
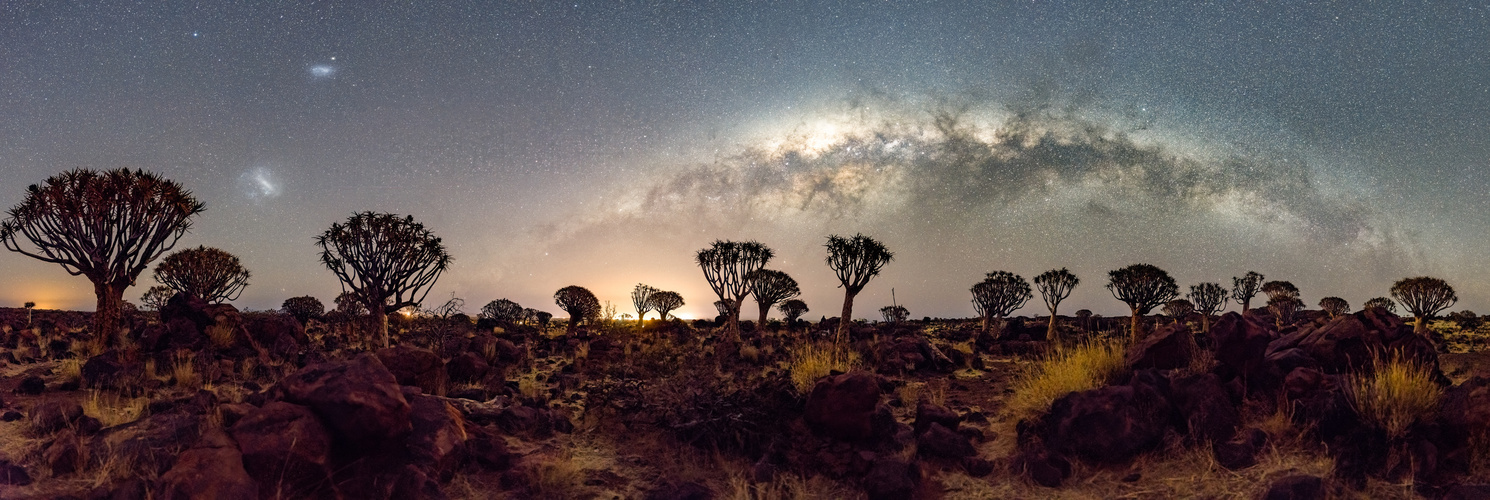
0 296 1487 499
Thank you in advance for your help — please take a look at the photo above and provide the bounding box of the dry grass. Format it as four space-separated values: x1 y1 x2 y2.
524 452 585 499
57 358 83 385
171 350 199 388
723 470 852 500
206 323 236 350
83 390 149 427
787 341 861 394
1346 351 1444 439
518 372 544 400
1004 339 1128 421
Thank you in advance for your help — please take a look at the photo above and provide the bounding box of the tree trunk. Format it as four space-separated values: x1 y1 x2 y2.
1413 316 1427 335
1201 314 1211 335
372 307 390 349
837 291 857 344
729 302 742 339
981 315 991 335
92 281 124 350
1046 309 1059 344
637 311 646 328
1130 309 1143 340
1242 298 1252 316
758 300 771 330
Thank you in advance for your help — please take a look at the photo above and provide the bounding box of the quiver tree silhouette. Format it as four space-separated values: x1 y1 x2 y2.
281 296 325 324
880 305 909 323
1318 297 1350 318
23 301 35 326
825 233 894 343
140 285 175 312
534 311 553 331
1033 268 1079 343
481 299 524 324
1187 282 1227 333
1231 271 1265 315
1364 297 1397 314
647 291 684 321
554 285 601 334
1107 264 1179 339
1390 276 1458 336
1163 299 1194 324
778 299 808 325
695 240 773 337
316 212 451 349
1075 309 1094 331
1261 281 1300 302
713 299 733 319
971 271 1033 335
335 291 366 315
747 269 800 327
1 169 205 348
1267 296 1304 328
153 245 251 303
631 284 658 326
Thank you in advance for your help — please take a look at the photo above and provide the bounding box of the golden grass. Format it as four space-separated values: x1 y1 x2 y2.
1346 352 1443 440
1004 339 1128 421
83 390 149 427
206 324 236 350
518 372 544 400
57 358 83 385
525 453 585 500
171 350 199 388
723 470 852 500
787 341 862 394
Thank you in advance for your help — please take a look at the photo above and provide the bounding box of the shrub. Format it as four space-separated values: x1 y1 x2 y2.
1005 340 1128 420
1346 351 1443 439
787 341 861 394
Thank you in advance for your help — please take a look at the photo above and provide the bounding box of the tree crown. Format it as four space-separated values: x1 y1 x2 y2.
316 212 450 315
1106 263 1179 314
825 233 893 293
153 245 251 303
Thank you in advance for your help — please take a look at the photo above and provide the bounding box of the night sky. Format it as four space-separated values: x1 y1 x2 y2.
4 2 1488 320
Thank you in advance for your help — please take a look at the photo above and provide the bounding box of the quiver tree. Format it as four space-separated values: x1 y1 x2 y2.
825 233 894 343
778 299 808 325
153 246 251 303
281 296 325 324
554 285 601 334
1318 297 1350 318
1267 296 1304 328
1 169 205 347
1231 271 1265 315
630 284 658 326
1187 282 1227 333
1364 297 1398 314
971 271 1033 335
695 240 774 337
880 305 909 323
714 299 733 319
647 291 684 321
1261 281 1300 302
1033 268 1079 343
747 269 800 327
140 285 175 312
1163 299 1194 324
1106 264 1179 339
480 299 524 324
1390 277 1458 336
534 311 553 331
335 291 367 315
24 301 35 326
317 212 451 348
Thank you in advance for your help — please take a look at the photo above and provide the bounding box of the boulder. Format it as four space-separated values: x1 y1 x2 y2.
242 313 305 358
916 422 976 459
446 352 491 384
462 426 514 472
89 412 202 477
405 389 469 480
83 350 128 388
912 400 961 435
804 372 882 442
1125 322 1194 370
1212 428 1268 470
861 457 919 500
0 459 32 486
1210 312 1275 377
644 480 714 500
280 353 412 445
159 293 213 332
377 345 446 394
1170 373 1239 443
154 428 258 500
1263 474 1324 500
229 401 335 499
1012 448 1071 487
44 428 82 475
30 398 84 433
1041 381 1172 464
16 375 45 394
1267 309 1438 376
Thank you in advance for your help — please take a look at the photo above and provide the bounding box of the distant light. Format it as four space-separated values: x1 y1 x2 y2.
310 65 335 78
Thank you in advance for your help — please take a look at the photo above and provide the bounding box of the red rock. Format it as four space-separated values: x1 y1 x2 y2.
280 353 412 444
377 345 446 394
804 372 881 442
154 428 258 500
229 401 334 498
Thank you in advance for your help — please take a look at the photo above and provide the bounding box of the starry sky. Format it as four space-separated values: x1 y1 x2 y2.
3 2 1489 320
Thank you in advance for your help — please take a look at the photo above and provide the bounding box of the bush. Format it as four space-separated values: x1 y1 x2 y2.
1005 340 1128 420
1346 351 1444 439
787 341 861 394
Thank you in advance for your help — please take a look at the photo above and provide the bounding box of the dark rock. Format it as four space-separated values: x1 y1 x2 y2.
83 350 128 388
229 401 334 498
159 293 213 331
1041 381 1172 464
30 398 85 433
44 428 83 475
242 313 305 358
1012 448 1071 488
17 375 45 394
0 459 32 485
1121 471 1141 482
446 352 491 384
1125 322 1194 370
89 412 202 477
1283 367 1326 399
279 352 412 445
917 422 977 459
448 387 490 401
913 400 961 435
1210 312 1275 377
405 390 469 481
862 458 918 500
645 480 714 500
1 410 21 421
88 477 149 500
961 457 995 477
804 371 881 442
154 427 258 500
1171 373 1239 443
217 403 256 428
462 426 514 472
1264 474 1324 500
377 345 446 395
1331 426 1388 490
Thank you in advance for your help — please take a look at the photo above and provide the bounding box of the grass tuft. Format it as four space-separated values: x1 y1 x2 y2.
1005 339 1128 421
1346 351 1443 439
787 341 861 394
